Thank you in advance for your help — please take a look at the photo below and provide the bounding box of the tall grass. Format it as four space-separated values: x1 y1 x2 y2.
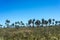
0 26 60 40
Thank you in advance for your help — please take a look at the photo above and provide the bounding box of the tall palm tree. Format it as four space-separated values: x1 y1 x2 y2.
32 19 35 28
5 19 10 28
35 20 41 27
41 18 45 27
48 19 51 26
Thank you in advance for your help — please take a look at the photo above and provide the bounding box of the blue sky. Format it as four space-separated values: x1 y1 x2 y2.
0 0 60 25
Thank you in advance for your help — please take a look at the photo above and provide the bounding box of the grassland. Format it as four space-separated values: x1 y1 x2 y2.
0 26 60 40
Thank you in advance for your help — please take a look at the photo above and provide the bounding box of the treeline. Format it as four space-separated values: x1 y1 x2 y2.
0 18 60 28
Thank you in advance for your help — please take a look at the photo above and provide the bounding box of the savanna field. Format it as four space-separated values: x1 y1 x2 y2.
0 19 60 40
0 0 60 40
0 26 60 40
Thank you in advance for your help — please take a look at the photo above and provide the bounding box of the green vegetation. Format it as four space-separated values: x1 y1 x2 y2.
0 19 60 40
0 26 60 40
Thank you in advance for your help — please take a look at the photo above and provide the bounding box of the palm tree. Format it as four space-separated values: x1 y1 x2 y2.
44 20 48 27
20 21 25 27
32 19 35 28
52 19 55 26
41 18 45 27
28 19 33 27
28 19 35 27
35 20 41 27
5 19 10 28
48 19 51 26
